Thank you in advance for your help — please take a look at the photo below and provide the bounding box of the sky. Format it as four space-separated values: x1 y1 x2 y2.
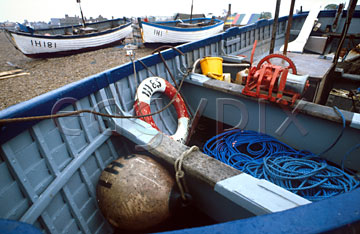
0 0 349 23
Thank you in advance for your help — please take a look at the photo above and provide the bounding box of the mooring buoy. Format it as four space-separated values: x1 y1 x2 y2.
96 154 176 231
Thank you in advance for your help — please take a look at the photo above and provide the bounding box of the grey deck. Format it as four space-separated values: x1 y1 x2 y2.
286 52 333 79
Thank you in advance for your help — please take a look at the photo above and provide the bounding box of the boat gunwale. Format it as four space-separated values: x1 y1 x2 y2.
141 17 224 32
187 73 357 126
223 12 309 39
1 10 360 143
6 22 132 40
159 186 360 234
31 17 129 32
224 10 360 39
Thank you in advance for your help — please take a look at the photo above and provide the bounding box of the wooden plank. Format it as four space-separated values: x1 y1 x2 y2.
0 72 30 80
148 135 240 187
326 33 360 38
280 4 322 53
281 52 333 79
333 0 358 63
270 0 281 54
0 69 23 77
283 0 296 56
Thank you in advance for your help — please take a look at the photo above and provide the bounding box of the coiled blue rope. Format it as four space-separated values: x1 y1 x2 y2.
203 128 359 201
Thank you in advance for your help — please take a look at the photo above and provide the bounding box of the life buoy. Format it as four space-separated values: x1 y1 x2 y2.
134 77 190 144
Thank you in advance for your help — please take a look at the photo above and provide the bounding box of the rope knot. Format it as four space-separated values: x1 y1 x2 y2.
174 146 199 202
175 171 185 179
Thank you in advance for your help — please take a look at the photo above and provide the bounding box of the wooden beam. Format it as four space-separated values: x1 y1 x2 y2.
333 0 358 64
270 0 281 54
0 72 30 81
148 134 240 187
0 69 23 77
316 0 358 105
283 0 296 56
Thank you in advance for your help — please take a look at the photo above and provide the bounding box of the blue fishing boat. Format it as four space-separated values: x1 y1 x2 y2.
139 17 224 45
0 5 360 234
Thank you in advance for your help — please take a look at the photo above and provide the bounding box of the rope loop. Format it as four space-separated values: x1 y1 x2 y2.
174 146 199 201
175 170 185 179
203 129 359 201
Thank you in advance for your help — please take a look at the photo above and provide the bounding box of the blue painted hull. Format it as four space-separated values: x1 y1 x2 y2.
0 10 359 233
140 18 224 44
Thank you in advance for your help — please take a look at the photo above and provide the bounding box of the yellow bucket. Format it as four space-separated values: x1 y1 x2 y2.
200 57 223 80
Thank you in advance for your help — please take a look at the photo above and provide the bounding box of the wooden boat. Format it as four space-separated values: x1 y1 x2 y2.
0 7 360 233
139 17 224 45
5 18 132 58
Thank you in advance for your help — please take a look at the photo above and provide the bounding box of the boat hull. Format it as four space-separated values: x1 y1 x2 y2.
141 18 224 44
7 22 132 58
1 10 360 234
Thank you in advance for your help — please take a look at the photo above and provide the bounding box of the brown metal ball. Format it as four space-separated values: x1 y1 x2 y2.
96 154 175 231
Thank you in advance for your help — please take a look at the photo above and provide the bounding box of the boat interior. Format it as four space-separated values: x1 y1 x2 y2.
154 18 219 28
21 18 129 36
1 7 360 233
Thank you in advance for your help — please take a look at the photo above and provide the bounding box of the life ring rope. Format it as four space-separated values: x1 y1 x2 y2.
134 77 190 144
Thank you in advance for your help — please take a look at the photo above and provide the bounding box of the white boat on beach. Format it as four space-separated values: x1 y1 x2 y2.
5 18 132 58
140 17 224 45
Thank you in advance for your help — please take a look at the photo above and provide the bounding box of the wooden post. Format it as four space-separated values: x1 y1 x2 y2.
77 0 86 27
315 0 358 104
270 0 281 54
332 3 344 32
224 4 232 30
190 0 194 22
333 0 358 64
283 0 296 56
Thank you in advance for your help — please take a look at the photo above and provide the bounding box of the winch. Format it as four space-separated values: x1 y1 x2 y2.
242 40 309 105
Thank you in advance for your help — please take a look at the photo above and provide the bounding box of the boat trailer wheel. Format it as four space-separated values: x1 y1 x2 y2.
256 54 297 74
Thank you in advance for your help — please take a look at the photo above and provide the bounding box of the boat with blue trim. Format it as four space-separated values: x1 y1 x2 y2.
5 18 132 58
0 4 360 234
139 17 224 45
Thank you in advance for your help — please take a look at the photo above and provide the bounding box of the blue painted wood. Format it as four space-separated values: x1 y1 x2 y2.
32 126 60 176
158 188 360 234
181 80 360 170
0 219 42 234
0 164 29 219
0 10 360 234
45 192 80 233
62 185 91 233
2 11 360 144
39 212 58 234
141 18 223 32
73 101 105 197
2 139 42 202
20 129 111 224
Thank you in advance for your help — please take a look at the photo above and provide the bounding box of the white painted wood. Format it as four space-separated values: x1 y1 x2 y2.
351 113 360 130
9 24 132 56
141 22 224 43
240 14 252 25
215 173 311 215
280 4 322 53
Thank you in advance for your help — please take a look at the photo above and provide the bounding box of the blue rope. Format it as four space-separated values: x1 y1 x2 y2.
317 106 346 156
203 129 359 201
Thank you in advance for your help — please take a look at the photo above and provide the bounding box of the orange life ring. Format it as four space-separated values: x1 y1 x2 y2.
134 77 190 144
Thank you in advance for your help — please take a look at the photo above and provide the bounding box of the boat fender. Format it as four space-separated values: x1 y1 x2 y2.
96 154 178 231
134 77 190 144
